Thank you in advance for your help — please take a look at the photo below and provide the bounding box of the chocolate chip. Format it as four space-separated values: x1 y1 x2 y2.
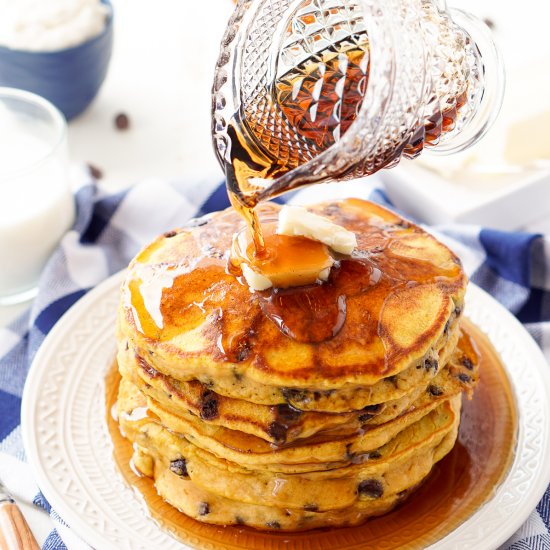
368 450 381 460
235 342 251 362
282 388 308 403
266 521 281 529
313 391 322 401
235 516 245 525
360 403 382 421
164 230 177 238
424 358 439 372
304 503 318 512
169 458 189 477
454 305 463 317
200 390 219 420
428 385 444 396
275 404 302 424
87 163 103 179
458 373 472 383
267 422 287 444
137 356 159 379
198 502 210 516
386 376 398 387
357 479 384 499
114 112 130 130
462 356 474 370
483 17 495 29
233 368 243 381
345 443 355 461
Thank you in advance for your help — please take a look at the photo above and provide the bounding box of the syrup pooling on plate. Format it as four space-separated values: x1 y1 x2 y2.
124 201 463 358
106 320 517 549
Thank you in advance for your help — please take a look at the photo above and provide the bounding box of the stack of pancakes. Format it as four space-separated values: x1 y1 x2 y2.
115 199 478 531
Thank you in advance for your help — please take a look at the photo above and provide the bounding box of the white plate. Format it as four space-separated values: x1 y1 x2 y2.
21 271 550 550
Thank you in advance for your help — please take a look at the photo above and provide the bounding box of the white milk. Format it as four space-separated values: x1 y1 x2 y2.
0 103 74 302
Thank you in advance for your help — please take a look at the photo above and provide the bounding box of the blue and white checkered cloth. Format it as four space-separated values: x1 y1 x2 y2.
0 169 549 549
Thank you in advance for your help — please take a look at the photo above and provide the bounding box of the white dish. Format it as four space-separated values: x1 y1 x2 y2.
22 270 550 550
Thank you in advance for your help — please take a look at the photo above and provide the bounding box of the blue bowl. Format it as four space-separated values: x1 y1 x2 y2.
0 0 113 120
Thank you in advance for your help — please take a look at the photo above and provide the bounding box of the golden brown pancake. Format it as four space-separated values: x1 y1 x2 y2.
149 427 457 532
117 199 467 397
117 327 476 448
112 198 476 532
117 377 461 513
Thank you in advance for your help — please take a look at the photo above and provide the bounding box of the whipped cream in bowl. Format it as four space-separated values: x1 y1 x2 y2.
0 0 113 119
0 0 110 52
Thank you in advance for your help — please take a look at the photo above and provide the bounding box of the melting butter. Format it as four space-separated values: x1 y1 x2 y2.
277 205 357 255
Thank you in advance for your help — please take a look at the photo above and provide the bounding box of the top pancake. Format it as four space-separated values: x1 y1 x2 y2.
118 198 467 390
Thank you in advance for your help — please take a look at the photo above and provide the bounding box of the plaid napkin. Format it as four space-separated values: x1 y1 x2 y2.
0 168 549 550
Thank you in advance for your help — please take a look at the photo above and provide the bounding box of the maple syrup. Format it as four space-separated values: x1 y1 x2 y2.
125 200 464 355
230 221 334 289
106 319 517 549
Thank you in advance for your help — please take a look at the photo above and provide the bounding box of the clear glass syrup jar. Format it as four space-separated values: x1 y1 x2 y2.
212 0 505 206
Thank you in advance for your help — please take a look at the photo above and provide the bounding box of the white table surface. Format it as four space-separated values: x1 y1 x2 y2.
1 0 549 546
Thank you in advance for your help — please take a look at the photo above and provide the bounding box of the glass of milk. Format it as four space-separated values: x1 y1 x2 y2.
0 87 74 305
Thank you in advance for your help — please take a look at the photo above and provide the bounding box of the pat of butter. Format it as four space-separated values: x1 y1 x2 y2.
241 264 273 291
241 260 332 292
277 205 357 255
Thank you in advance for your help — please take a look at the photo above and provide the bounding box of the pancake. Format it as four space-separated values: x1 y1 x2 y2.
112 198 476 532
151 427 458 531
117 377 461 512
117 199 467 401
117 324 473 444
119 311 460 412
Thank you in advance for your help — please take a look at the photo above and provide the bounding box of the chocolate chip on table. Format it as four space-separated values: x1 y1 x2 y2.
87 163 103 179
114 112 130 130
357 479 384 499
200 390 219 420
198 502 210 516
169 458 189 477
428 385 444 396
163 230 178 238
266 521 281 529
483 17 495 29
